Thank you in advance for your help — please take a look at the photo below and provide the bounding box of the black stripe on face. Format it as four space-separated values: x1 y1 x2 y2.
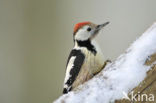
76 39 97 55
64 49 85 93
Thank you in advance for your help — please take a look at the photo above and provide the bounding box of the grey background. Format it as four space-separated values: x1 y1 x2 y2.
0 0 156 103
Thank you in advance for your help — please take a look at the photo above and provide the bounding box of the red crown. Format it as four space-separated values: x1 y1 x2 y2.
74 21 91 34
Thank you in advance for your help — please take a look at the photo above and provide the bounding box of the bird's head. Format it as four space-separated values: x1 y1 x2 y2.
73 21 109 41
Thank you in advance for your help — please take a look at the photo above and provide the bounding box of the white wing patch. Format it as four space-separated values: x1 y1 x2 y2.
64 56 76 86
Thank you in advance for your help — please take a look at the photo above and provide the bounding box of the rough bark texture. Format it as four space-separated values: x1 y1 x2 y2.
116 53 156 103
55 23 156 103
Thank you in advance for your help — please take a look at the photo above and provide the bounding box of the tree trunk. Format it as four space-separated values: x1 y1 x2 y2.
54 22 156 103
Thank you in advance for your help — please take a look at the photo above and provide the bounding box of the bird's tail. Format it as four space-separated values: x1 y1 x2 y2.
62 86 72 94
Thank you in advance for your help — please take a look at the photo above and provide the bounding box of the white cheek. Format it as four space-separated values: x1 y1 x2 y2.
75 30 91 41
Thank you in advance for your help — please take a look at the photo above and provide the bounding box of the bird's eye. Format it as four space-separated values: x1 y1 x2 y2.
87 27 91 32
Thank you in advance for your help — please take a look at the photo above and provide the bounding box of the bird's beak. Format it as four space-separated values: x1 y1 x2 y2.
96 22 110 30
90 22 109 39
93 22 109 35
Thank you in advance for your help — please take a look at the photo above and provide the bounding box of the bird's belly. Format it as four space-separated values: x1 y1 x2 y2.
72 51 104 89
86 53 104 73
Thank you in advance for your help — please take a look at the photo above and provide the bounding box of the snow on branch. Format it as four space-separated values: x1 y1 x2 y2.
54 22 156 103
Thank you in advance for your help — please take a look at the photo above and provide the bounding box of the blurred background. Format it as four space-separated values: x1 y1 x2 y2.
0 0 156 103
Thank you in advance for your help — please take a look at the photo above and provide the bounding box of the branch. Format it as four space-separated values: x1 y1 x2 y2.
54 22 156 103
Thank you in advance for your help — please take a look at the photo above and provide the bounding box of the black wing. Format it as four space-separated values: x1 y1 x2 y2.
63 49 85 94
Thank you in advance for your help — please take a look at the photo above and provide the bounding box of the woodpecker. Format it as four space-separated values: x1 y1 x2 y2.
63 21 110 94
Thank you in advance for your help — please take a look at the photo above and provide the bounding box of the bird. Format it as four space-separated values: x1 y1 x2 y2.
63 21 110 94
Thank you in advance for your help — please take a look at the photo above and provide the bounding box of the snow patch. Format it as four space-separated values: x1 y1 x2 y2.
54 22 156 103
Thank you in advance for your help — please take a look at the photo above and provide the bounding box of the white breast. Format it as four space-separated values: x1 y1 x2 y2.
74 40 105 74
71 40 105 88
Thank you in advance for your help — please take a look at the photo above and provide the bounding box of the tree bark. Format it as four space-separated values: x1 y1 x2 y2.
54 23 156 103
116 53 156 103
